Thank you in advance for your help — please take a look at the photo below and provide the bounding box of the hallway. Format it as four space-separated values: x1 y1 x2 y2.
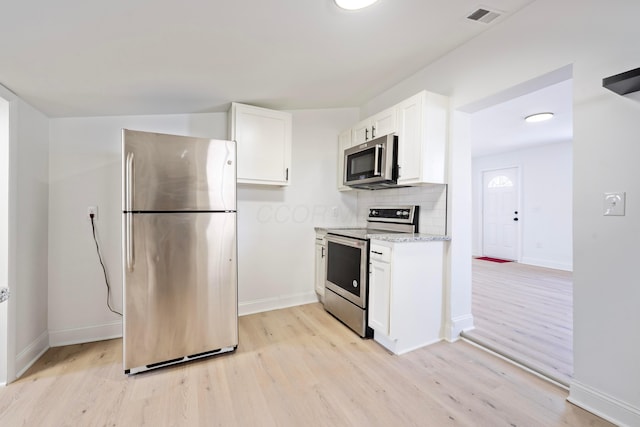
463 258 573 386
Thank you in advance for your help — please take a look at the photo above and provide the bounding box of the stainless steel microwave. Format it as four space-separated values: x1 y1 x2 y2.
343 134 398 189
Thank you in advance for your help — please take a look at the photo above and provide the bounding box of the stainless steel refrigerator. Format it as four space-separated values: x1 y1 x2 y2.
122 129 238 374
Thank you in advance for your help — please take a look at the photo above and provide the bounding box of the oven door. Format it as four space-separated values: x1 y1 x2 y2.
325 234 368 308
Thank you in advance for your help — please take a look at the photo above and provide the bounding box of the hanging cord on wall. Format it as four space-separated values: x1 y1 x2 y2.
90 213 123 316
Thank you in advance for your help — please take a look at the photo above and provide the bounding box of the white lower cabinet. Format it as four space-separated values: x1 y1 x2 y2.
369 245 392 334
368 240 444 354
314 231 327 302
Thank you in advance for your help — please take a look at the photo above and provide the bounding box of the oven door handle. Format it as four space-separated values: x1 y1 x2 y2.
326 234 368 249
373 144 382 176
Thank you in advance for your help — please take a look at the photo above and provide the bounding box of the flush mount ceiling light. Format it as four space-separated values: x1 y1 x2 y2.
524 112 554 123
335 0 379 10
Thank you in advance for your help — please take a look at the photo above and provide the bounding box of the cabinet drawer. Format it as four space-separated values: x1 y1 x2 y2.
370 245 391 263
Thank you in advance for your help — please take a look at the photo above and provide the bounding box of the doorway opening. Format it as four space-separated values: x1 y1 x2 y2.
460 66 574 387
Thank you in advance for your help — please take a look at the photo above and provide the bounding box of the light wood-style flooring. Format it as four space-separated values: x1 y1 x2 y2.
0 303 607 426
464 258 573 386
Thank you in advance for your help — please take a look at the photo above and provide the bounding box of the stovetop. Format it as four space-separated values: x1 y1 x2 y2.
326 228 407 240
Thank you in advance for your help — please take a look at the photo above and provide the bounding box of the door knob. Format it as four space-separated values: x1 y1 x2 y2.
513 217 519 221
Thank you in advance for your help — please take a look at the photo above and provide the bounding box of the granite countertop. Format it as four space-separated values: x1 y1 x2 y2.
315 226 450 243
370 233 451 243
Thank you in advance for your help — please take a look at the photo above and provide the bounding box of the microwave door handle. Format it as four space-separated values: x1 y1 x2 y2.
373 144 382 176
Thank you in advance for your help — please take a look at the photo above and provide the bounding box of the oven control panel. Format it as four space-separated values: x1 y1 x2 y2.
368 206 418 224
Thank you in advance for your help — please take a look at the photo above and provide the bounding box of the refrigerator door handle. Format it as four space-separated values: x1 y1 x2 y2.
125 152 135 271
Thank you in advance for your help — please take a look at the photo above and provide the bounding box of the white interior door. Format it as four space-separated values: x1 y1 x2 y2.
482 167 519 260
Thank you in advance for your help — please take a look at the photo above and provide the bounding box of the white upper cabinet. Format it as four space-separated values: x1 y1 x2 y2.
228 102 292 186
396 91 448 185
351 106 397 145
371 107 398 140
338 90 448 190
351 119 370 146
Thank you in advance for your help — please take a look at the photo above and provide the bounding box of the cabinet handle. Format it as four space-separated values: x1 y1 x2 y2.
365 128 369 141
372 251 383 255
285 168 289 181
321 247 325 258
371 125 376 139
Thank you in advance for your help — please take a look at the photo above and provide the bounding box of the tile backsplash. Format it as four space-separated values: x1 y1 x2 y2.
356 184 448 235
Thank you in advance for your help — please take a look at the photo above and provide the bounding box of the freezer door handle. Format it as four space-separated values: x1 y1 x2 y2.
125 152 134 211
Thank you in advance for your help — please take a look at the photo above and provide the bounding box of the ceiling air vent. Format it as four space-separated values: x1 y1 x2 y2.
467 8 501 24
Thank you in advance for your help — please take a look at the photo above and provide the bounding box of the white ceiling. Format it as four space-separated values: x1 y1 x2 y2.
0 0 537 118
470 79 573 157
2 0 573 156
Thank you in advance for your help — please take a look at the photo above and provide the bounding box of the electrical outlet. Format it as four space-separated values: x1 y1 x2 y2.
88 206 98 220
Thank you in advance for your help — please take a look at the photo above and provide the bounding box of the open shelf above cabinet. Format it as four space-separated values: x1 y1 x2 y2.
603 67 640 95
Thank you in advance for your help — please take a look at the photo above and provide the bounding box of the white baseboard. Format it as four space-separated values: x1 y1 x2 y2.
239 292 318 316
373 333 442 355
47 294 318 347
443 313 474 342
15 330 50 379
49 320 123 347
520 256 572 272
569 380 640 427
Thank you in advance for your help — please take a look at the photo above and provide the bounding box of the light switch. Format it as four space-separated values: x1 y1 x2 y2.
603 192 625 216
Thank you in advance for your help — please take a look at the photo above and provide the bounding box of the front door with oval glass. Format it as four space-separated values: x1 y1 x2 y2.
482 167 519 260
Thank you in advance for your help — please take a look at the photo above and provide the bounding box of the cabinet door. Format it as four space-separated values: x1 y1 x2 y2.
396 91 448 185
351 119 371 145
337 129 352 191
396 92 424 184
368 259 391 335
315 242 326 300
370 107 397 139
229 103 292 186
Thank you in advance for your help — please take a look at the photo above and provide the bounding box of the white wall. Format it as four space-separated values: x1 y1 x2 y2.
238 108 358 313
0 84 50 383
48 108 358 345
48 113 230 345
48 113 228 345
14 99 50 377
354 185 448 235
472 141 573 271
358 0 640 424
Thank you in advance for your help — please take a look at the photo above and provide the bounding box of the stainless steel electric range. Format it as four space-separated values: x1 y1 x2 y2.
324 206 419 338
